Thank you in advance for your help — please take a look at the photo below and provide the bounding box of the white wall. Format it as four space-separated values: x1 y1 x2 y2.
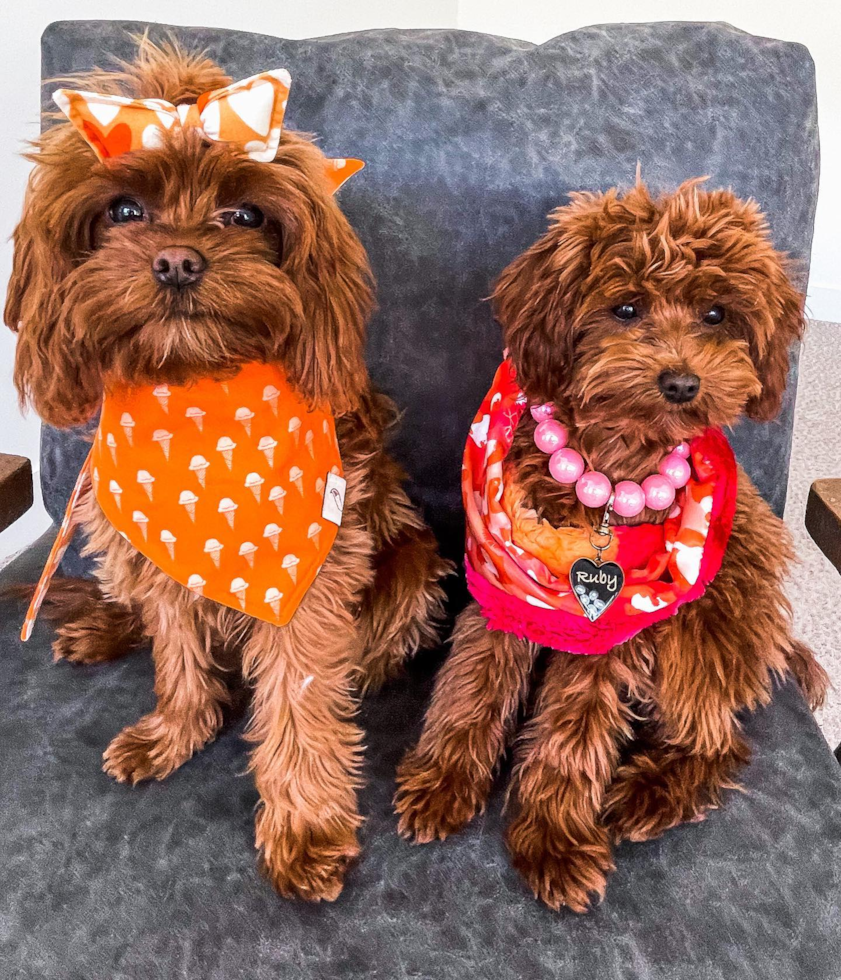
2 0 838 562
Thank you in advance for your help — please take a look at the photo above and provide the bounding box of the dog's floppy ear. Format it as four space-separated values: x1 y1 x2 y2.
743 255 805 422
5 151 104 427
492 194 601 402
280 164 374 417
698 191 805 424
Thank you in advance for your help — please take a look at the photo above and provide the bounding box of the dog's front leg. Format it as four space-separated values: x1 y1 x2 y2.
395 601 538 841
604 603 763 843
243 608 363 903
506 651 633 912
103 590 229 784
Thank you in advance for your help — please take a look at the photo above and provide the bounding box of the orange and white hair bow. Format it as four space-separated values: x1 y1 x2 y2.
53 69 364 192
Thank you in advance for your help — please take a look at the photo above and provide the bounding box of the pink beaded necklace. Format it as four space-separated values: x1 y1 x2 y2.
529 402 692 518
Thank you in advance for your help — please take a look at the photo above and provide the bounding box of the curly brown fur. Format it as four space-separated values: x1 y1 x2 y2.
396 179 828 910
7 37 448 901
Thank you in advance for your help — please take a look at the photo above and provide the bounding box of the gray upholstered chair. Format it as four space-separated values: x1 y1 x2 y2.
1 19 839 979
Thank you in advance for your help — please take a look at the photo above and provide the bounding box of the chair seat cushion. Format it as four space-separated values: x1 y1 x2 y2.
1 539 840 980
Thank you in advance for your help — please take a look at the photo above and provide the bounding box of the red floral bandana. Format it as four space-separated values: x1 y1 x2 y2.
463 359 738 655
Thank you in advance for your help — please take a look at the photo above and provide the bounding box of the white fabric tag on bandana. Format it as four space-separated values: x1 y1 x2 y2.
321 471 346 526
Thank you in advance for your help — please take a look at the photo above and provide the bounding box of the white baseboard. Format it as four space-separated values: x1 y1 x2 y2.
806 284 841 324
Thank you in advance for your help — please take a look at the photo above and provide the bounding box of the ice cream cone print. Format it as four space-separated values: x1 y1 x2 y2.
330 465 341 476
186 406 205 432
137 469 155 500
179 490 198 522
230 577 249 610
92 467 100 494
221 382 230 395
245 472 264 502
268 485 286 515
264 587 283 618
204 538 224 567
216 436 236 470
235 407 255 437
74 361 344 633
218 497 238 528
153 384 170 413
258 436 277 468
289 466 304 497
263 523 281 551
307 522 322 550
160 529 176 559
239 541 257 568
109 479 123 511
189 455 210 488
282 554 300 585
132 510 149 541
288 417 301 447
153 429 173 461
120 412 135 446
262 385 280 417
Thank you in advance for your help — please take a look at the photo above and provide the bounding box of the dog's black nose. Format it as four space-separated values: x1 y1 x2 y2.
658 370 700 404
152 247 207 288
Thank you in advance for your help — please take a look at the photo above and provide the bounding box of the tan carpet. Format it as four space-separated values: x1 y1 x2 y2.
785 319 841 748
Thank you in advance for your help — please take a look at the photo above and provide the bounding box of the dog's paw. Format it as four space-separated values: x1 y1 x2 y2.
394 751 489 843
256 808 360 902
506 815 614 913
604 759 711 843
102 715 191 785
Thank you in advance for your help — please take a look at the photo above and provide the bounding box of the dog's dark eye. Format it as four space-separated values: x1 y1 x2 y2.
108 197 145 223
702 305 725 325
612 303 638 321
221 205 265 229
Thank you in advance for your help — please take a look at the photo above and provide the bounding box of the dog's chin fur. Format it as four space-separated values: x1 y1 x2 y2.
395 180 827 913
7 38 451 902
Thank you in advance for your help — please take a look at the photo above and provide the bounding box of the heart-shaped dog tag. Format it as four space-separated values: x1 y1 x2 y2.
570 558 625 622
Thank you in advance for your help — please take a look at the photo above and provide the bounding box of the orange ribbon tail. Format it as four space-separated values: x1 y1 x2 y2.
21 451 92 641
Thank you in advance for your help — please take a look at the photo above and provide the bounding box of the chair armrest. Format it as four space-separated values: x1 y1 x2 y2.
805 479 841 574
0 454 34 533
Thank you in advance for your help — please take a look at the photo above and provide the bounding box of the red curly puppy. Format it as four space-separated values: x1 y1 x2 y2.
6 39 449 902
396 180 827 911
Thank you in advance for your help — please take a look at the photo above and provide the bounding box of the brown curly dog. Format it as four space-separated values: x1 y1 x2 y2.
395 179 827 912
6 38 450 902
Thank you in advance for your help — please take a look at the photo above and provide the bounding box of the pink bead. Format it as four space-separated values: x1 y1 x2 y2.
575 471 612 509
672 442 690 458
548 448 585 484
659 453 691 489
533 419 568 454
530 402 555 423
613 480 646 518
642 474 676 511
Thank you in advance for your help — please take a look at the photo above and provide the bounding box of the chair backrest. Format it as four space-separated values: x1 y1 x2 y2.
39 19 819 570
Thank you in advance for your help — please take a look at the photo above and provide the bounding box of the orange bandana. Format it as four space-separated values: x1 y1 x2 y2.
23 364 345 639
